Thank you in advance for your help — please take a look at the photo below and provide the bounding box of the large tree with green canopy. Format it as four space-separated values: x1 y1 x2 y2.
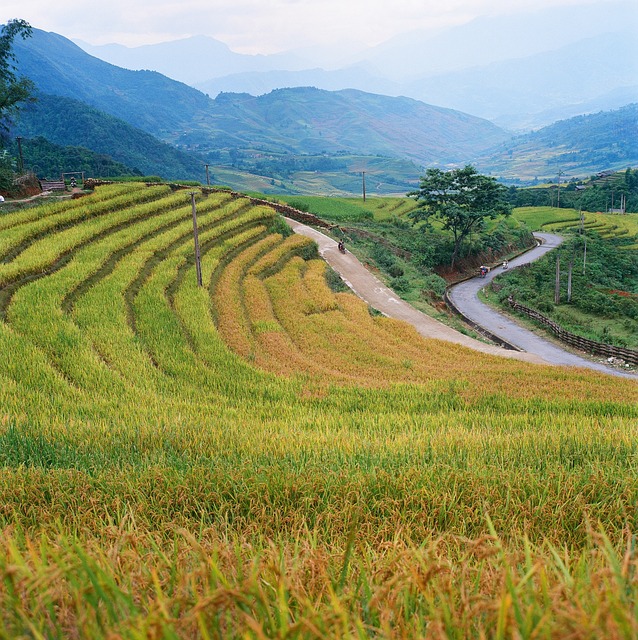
0 19 34 135
409 165 511 269
0 19 33 191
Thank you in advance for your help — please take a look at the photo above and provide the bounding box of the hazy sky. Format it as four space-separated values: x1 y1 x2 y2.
0 0 626 53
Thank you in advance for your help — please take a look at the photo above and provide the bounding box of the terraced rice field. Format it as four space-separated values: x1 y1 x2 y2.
513 206 638 247
1 184 638 637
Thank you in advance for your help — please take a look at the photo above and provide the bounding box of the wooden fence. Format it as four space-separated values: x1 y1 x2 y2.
507 297 638 365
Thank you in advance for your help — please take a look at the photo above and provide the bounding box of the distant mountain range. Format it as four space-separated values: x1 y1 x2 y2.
76 0 638 131
6 23 638 192
403 33 638 130
12 28 508 166
475 104 638 181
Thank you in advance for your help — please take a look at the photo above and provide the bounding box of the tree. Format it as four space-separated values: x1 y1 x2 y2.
0 19 34 136
408 165 511 269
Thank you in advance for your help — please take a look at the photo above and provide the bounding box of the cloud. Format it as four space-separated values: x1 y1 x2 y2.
1 0 630 52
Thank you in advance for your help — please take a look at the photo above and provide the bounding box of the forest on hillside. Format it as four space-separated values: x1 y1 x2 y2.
510 168 638 213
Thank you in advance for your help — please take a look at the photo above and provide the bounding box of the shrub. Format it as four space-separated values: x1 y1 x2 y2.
388 264 404 278
391 275 411 292
371 243 396 270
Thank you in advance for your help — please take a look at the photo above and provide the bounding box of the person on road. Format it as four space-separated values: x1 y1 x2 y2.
338 240 345 253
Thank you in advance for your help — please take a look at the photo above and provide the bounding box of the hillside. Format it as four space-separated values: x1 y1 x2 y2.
0 183 637 635
13 94 206 180
476 104 638 181
12 28 509 166
12 29 213 138
203 87 508 163
75 2 638 131
6 135 139 179
404 32 638 129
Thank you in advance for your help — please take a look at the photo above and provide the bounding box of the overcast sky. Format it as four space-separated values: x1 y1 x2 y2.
0 0 627 53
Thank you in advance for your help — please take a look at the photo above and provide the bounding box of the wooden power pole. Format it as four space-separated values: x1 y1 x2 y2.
554 253 561 305
567 260 573 303
583 234 587 275
362 171 366 202
191 193 203 287
16 136 24 173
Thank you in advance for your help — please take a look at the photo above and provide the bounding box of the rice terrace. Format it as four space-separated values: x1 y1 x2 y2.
0 181 636 637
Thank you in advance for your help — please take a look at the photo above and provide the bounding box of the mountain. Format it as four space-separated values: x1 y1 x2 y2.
201 87 508 164
403 32 638 130
523 86 638 132
11 25 636 190
69 1 637 131
13 94 206 180
194 66 401 102
354 1 638 80
75 35 308 87
12 29 509 166
475 104 638 181
12 29 214 140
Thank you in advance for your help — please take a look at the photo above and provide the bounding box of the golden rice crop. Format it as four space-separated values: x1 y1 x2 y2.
0 183 636 637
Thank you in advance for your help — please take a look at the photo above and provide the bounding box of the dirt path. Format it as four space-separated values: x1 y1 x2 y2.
286 219 637 379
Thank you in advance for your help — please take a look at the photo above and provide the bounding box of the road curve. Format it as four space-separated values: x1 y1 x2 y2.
285 218 546 365
286 219 637 379
448 232 637 378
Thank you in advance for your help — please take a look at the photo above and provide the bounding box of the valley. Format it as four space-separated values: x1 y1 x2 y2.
1 10 638 637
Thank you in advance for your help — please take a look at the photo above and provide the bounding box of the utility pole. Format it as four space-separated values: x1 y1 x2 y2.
556 169 564 208
361 171 366 202
16 136 24 173
190 192 203 287
554 253 561 305
204 164 210 187
567 260 573 303
583 234 587 275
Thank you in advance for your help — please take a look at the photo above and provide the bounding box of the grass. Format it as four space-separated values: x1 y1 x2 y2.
0 185 637 637
513 206 638 244
275 195 418 223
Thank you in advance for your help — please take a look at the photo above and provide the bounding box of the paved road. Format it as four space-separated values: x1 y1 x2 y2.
286 218 545 365
286 219 637 379
447 232 637 378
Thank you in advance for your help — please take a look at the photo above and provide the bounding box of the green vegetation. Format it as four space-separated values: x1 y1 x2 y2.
491 232 638 349
480 105 638 180
1 184 638 636
5 135 139 179
409 165 512 268
0 19 34 193
511 168 638 213
14 94 205 180
278 194 417 221
0 19 34 134
512 205 638 248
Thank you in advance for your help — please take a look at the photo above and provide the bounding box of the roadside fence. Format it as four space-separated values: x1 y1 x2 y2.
507 297 638 365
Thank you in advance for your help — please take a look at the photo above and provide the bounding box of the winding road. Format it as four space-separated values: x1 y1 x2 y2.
286 219 637 379
447 232 637 378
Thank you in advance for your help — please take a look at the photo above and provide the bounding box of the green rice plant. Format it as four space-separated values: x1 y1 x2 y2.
1 184 638 637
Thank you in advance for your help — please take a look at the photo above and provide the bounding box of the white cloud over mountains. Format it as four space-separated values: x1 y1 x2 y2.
1 0 630 54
